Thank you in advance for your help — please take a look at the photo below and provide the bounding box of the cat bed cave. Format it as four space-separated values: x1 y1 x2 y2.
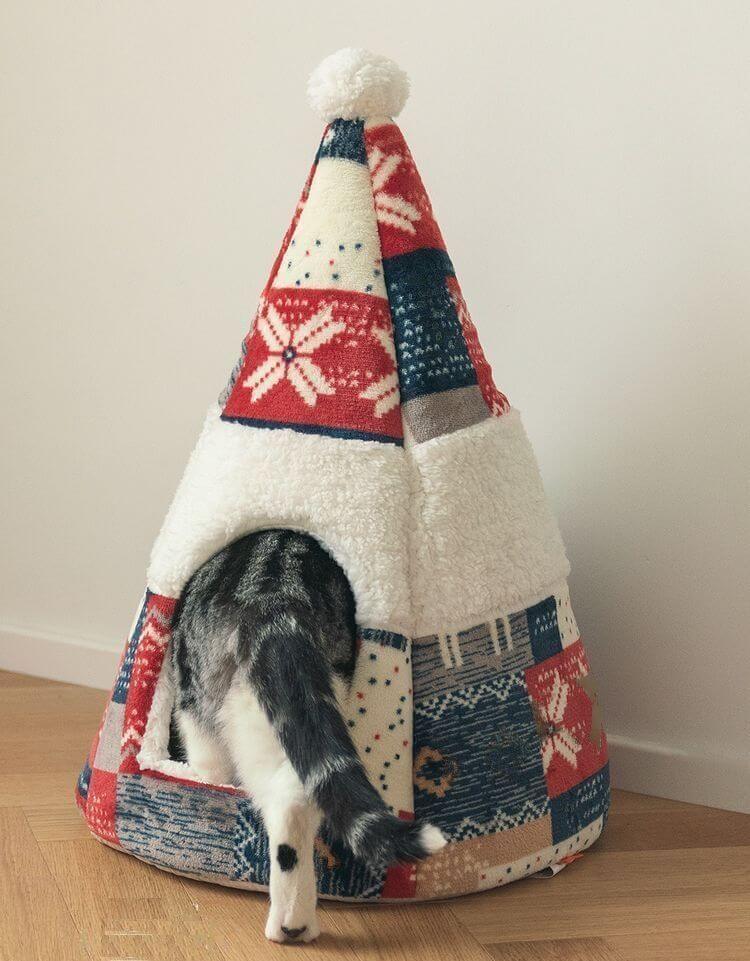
76 48 610 901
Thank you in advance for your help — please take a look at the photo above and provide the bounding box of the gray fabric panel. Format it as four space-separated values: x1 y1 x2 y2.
403 385 489 444
93 701 125 773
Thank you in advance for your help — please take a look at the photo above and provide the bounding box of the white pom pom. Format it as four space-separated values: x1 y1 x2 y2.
307 48 409 122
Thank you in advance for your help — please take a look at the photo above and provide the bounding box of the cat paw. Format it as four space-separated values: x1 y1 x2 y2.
265 914 320 943
265 915 286 943
295 917 320 942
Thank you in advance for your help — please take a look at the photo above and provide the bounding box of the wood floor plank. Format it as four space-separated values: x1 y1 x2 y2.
0 673 103 809
600 790 750 851
24 802 92 842
179 876 359 960
0 685 105 776
321 901 495 961
607 929 750 961
40 837 229 961
488 939 626 960
179 879 493 961
0 771 81 808
0 808 90 961
452 847 750 943
0 669 59 688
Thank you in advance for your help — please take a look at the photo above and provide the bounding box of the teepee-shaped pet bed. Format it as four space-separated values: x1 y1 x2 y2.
76 49 609 901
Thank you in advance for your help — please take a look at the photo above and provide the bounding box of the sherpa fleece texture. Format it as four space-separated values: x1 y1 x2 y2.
148 406 412 635
410 411 569 636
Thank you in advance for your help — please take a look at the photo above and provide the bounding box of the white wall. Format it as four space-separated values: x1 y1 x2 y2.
2 2 748 812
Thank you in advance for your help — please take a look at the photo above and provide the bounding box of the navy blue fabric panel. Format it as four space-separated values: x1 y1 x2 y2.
116 773 387 898
77 759 92 801
527 596 563 663
549 763 611 843
384 248 477 401
220 414 403 447
233 799 271 885
112 592 151 704
316 119 367 165
359 627 409 653
117 775 242 878
413 672 549 841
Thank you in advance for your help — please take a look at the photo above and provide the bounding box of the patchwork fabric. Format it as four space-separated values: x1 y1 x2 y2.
219 116 507 448
117 773 248 878
76 602 410 901
271 153 386 297
411 589 609 894
344 629 414 816
525 640 608 799
415 816 551 898
402 385 490 444
416 813 605 899
527 595 565 663
359 120 508 442
112 591 150 704
412 583 582 700
85 768 119 845
317 118 368 165
120 594 177 773
78 576 607 902
76 759 91 803
364 120 446 258
93 701 126 773
222 289 402 444
385 248 479 403
550 764 610 843
446 276 510 417
413 670 549 840
219 161 316 406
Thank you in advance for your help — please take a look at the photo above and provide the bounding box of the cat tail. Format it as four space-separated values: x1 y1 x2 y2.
239 604 447 867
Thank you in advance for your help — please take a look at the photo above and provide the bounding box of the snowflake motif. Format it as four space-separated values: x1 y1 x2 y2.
369 147 421 235
242 303 345 407
359 327 400 416
535 673 582 772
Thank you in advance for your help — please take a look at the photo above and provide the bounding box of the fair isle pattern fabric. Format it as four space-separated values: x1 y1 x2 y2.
222 288 403 444
77 585 608 899
364 119 510 443
76 590 404 900
221 119 403 445
220 115 508 447
411 586 609 898
344 629 414 817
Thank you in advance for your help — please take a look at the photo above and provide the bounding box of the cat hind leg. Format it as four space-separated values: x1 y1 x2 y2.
176 708 234 785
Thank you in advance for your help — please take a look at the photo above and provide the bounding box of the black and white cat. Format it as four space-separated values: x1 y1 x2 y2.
170 529 445 943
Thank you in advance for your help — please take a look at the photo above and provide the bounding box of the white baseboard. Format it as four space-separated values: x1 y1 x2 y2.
1 626 747 814
0 624 119 691
607 734 749 815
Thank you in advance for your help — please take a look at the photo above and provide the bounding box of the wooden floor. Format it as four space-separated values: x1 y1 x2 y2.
1 669 748 961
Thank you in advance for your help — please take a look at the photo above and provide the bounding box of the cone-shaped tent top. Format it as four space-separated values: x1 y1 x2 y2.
77 49 609 901
221 51 508 447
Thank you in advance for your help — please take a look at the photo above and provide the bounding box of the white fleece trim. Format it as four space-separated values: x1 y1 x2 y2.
147 407 411 635
409 411 569 637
